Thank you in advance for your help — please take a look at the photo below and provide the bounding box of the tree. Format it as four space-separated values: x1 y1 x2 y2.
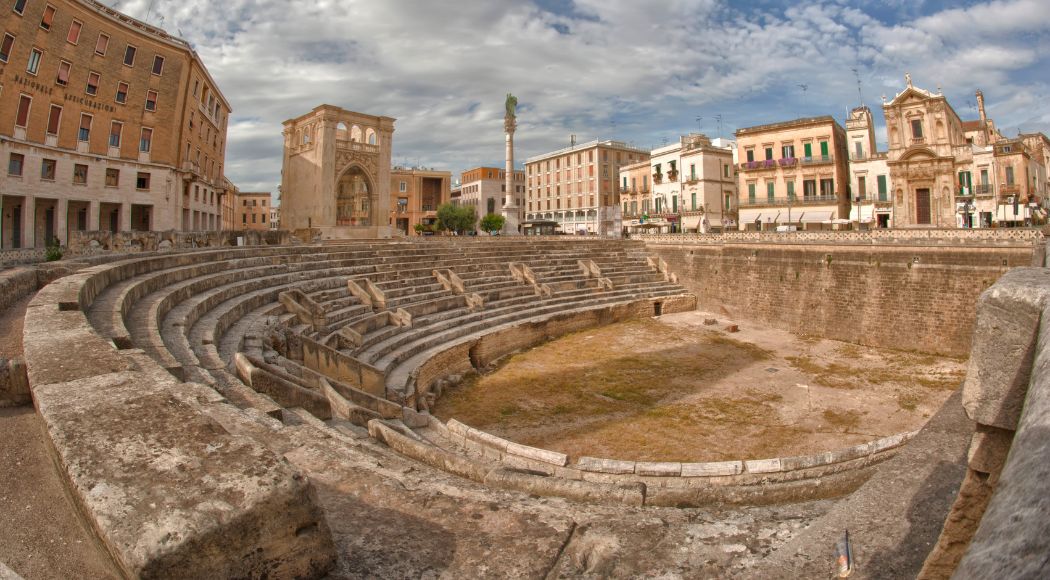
480 213 506 235
436 203 476 234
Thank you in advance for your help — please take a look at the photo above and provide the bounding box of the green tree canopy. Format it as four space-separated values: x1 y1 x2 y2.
436 203 477 234
480 213 506 234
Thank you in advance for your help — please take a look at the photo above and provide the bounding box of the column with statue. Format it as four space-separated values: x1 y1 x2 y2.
502 93 520 235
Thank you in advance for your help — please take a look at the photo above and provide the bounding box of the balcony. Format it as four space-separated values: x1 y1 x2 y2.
799 155 834 166
911 137 926 145
778 157 798 168
850 152 867 161
741 194 839 207
739 159 779 171
1000 184 1021 196
958 184 995 198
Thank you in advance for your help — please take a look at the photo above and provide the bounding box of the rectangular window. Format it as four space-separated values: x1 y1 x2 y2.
724 164 730 178
95 33 109 55
804 179 816 197
0 33 13 62
819 141 829 159
115 81 128 104
105 168 118 186
8 153 24 176
78 113 92 141
820 178 834 197
73 163 88 184
691 191 697 210
136 172 150 190
109 121 122 147
858 176 867 199
40 158 56 180
139 127 152 152
252 214 257 224
13 0 27 15
745 149 754 163
15 94 31 127
40 4 55 30
690 164 696 180
27 47 41 74
911 119 923 139
764 147 773 161
144 89 157 111
854 142 863 159
748 183 756 203
877 175 888 201
787 180 795 199
56 60 70 85
1006 166 1015 185
151 55 164 75
123 44 136 66
46 104 61 134
767 181 775 201
86 71 99 95
66 19 81 44
782 144 795 159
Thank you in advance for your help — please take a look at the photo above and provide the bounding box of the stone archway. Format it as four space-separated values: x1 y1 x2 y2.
336 165 375 226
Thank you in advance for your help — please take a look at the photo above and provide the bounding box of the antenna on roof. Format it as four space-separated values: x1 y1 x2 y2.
696 116 703 134
716 114 723 139
797 84 808 118
145 0 156 22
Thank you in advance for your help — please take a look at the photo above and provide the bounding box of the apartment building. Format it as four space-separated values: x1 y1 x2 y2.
235 191 270 231
644 134 736 233
269 205 279 230
735 116 849 230
525 139 649 235
0 0 231 248
458 166 524 226
390 166 451 235
845 106 892 227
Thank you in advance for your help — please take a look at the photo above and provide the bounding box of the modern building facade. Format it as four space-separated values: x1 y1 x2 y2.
525 139 648 235
735 116 849 230
280 105 395 238
235 191 270 231
390 167 451 235
0 0 231 249
457 166 524 226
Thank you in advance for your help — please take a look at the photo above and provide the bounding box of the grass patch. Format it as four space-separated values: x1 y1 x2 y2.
823 409 863 430
707 333 774 360
897 391 922 411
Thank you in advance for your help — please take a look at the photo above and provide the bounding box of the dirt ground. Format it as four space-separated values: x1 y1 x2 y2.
0 294 33 359
432 311 966 463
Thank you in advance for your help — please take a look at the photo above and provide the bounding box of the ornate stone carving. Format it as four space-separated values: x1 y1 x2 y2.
334 150 378 180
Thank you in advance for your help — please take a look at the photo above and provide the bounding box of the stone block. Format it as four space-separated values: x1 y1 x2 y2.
635 461 682 477
744 458 782 474
505 441 569 467
963 268 1050 430
681 460 743 477
725 324 740 333
576 456 636 475
967 425 1014 475
0 358 31 407
33 371 336 579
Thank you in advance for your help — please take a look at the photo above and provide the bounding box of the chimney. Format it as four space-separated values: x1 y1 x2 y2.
976 90 987 125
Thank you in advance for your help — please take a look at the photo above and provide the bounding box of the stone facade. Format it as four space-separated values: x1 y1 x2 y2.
0 0 230 249
234 191 271 231
525 140 649 235
735 116 850 230
280 104 395 238
390 167 451 235
641 134 736 233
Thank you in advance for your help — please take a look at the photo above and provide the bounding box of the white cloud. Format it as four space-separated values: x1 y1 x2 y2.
99 0 1050 196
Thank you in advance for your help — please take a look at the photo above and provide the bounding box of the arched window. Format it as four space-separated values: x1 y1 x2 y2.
350 125 362 142
336 122 349 140
366 128 377 145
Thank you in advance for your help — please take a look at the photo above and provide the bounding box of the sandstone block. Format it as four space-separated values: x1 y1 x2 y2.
962 268 1050 430
505 441 569 467
744 458 782 474
967 425 1014 475
681 460 743 477
635 462 682 477
576 456 636 475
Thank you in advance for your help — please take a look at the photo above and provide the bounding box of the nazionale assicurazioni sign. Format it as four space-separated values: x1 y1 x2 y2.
12 74 117 113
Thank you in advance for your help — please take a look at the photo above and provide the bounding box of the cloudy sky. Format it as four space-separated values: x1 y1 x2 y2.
101 0 1050 200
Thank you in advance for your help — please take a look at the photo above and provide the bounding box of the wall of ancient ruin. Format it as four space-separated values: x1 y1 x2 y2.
643 238 1041 356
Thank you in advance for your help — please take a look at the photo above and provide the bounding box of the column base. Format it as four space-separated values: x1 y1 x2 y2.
501 206 521 236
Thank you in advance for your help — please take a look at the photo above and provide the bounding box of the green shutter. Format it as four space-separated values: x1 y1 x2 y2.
820 141 829 159
748 183 756 202
767 182 775 201
804 143 812 158
877 175 887 201
691 192 697 210
672 196 678 213
787 181 795 199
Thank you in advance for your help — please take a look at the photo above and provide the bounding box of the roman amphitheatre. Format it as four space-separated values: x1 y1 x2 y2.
1 229 1048 579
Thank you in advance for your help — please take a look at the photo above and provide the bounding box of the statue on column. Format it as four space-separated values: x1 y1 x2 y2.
502 93 520 235
505 93 517 132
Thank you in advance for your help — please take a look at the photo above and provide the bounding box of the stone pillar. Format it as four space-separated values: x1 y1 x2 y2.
22 195 35 249
121 202 132 232
55 198 68 246
502 116 520 235
88 200 100 231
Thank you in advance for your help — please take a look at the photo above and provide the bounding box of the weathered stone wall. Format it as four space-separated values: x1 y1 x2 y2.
644 241 1037 356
